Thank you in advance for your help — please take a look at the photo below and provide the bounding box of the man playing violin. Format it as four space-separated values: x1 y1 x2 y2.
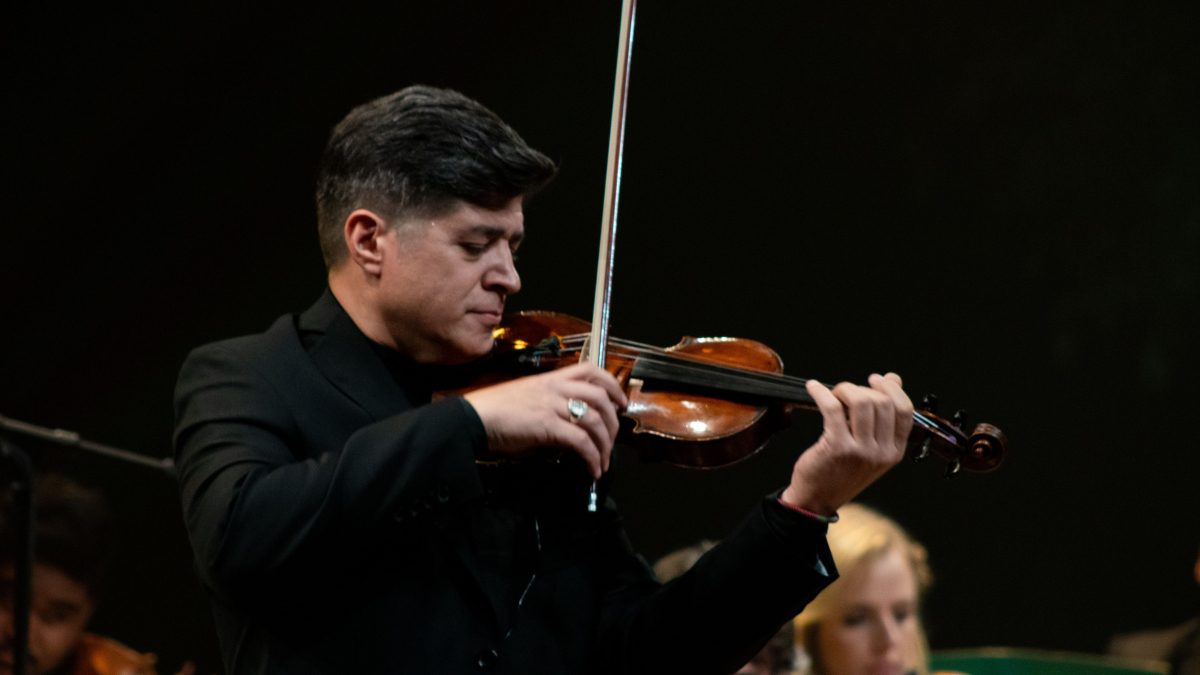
173 85 913 674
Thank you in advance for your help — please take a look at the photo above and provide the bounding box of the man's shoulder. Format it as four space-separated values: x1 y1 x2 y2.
175 309 317 401
184 290 339 367
178 312 307 384
187 313 300 363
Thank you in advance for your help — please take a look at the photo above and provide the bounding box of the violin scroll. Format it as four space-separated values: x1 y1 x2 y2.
967 422 1007 472
909 401 1007 474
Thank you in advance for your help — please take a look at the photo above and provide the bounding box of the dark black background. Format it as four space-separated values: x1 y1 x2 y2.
4 2 1198 671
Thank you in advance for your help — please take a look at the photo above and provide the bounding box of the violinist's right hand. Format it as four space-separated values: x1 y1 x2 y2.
462 363 628 479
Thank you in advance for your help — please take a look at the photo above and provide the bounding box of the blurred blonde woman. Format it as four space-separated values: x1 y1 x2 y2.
792 503 933 675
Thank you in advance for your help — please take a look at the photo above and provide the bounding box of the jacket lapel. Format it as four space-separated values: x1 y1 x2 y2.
300 289 410 421
298 289 513 632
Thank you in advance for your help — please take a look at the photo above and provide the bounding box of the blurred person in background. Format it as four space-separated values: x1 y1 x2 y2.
0 474 157 675
1108 545 1200 675
653 503 936 675
791 503 932 675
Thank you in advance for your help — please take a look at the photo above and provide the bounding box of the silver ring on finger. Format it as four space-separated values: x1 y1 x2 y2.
566 398 588 423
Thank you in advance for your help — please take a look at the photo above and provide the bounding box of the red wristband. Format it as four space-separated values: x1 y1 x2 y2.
776 497 840 523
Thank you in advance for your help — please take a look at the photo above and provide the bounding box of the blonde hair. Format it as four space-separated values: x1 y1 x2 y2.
793 503 933 675
652 539 718 583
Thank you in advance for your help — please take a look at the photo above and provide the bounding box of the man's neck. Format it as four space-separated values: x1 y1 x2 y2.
328 271 399 352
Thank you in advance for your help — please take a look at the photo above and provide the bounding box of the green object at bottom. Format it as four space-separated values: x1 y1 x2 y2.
930 648 1169 675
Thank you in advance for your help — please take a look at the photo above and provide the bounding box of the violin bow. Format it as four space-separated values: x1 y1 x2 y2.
582 0 637 512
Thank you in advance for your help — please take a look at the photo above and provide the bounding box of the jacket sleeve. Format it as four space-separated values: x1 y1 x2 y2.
594 493 837 675
173 341 487 596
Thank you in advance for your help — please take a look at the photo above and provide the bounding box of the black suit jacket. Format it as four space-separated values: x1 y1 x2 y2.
174 290 837 674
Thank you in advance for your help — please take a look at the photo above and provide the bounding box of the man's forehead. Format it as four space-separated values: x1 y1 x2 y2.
434 200 525 236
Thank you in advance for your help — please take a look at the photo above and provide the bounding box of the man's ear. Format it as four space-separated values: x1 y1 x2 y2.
343 209 389 276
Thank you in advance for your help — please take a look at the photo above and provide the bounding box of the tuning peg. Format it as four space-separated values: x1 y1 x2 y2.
944 459 962 478
913 438 931 462
920 393 939 413
951 408 968 428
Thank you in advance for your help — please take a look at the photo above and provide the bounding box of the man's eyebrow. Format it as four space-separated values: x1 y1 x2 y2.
461 225 524 246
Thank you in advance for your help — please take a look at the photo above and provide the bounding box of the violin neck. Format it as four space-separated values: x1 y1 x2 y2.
583 339 1005 472
629 354 950 448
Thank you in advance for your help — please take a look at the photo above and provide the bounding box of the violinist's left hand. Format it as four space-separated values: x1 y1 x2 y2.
780 372 913 517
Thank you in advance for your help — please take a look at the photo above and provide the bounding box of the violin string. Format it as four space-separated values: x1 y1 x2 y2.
545 332 940 433
552 334 814 401
555 333 813 390
603 345 942 434
556 334 792 377
564 341 811 393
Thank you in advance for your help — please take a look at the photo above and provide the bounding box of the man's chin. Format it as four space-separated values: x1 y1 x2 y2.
445 346 494 366
442 332 499 364
423 344 493 367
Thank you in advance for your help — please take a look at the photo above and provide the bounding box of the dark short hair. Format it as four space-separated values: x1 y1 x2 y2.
0 474 115 597
315 85 558 267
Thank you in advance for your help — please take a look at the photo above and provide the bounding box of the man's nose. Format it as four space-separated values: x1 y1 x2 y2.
485 247 521 295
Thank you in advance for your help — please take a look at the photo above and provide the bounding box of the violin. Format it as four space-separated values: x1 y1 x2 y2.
462 0 1007 491
480 311 1006 475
